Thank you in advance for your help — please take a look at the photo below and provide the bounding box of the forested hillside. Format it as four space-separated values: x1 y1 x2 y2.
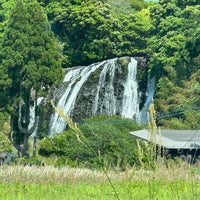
148 0 200 128
0 0 200 156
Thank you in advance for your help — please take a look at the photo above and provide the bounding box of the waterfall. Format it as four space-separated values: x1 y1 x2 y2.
121 58 139 120
49 57 148 135
49 67 84 135
49 61 107 135
139 76 156 123
93 58 117 115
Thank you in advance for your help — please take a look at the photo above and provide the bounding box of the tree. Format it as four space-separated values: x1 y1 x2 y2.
149 0 200 81
0 0 63 157
119 8 152 56
45 0 151 66
156 70 200 129
49 0 120 66
0 0 15 44
148 0 200 128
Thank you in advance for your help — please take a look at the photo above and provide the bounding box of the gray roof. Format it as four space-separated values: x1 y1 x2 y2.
129 129 200 149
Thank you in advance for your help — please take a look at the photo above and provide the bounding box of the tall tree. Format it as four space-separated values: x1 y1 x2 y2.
148 0 200 127
0 0 63 157
46 0 151 66
149 0 200 81
0 0 15 44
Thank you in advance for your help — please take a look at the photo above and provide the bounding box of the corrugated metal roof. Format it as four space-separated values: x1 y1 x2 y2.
129 129 200 149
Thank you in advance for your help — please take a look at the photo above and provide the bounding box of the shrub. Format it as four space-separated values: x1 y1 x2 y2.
15 156 43 166
39 115 143 169
0 112 13 152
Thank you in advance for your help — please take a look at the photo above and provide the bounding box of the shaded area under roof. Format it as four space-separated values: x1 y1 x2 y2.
130 129 200 149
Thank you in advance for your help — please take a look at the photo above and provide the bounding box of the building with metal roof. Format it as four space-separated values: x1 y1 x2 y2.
130 129 200 161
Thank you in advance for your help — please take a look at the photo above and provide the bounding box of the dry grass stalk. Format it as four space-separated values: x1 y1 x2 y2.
0 162 200 184
148 103 157 163
50 100 120 200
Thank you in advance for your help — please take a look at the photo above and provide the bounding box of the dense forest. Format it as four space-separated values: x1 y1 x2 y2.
0 0 200 163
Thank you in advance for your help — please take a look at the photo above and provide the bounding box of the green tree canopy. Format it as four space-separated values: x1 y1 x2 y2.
148 0 200 128
149 0 200 81
0 0 15 44
0 0 63 156
45 0 151 66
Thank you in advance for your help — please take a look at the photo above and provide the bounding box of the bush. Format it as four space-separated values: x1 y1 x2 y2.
15 156 43 166
39 115 143 169
0 112 13 152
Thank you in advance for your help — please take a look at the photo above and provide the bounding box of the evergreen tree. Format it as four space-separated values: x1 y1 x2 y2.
0 0 63 157
0 0 15 44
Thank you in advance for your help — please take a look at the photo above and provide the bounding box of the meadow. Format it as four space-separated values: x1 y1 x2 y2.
0 160 200 200
1 104 200 199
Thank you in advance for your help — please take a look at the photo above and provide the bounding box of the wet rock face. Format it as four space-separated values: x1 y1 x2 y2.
72 58 128 121
48 56 148 134
135 57 148 109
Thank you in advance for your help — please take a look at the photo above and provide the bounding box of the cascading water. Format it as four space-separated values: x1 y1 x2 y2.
93 58 117 116
121 58 139 120
139 76 156 123
49 61 107 134
49 57 148 135
49 67 84 135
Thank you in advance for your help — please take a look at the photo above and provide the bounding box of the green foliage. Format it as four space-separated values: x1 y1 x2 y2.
0 0 63 108
0 0 15 44
0 112 12 152
155 77 184 112
15 156 43 166
185 70 200 107
118 8 152 56
0 133 12 152
148 0 200 127
109 0 149 14
46 0 151 66
0 0 64 156
0 111 9 129
50 0 119 66
39 115 142 169
149 0 200 82
173 70 200 129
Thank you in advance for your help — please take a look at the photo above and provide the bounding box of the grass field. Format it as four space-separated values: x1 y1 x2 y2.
0 180 200 200
1 161 200 200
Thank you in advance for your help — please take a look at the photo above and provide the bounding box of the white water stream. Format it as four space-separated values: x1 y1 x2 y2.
49 57 153 135
49 61 107 134
121 58 139 120
93 58 117 115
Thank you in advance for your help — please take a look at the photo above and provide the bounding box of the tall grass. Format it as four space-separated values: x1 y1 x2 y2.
136 103 163 169
0 160 200 184
0 163 200 199
51 101 120 199
1 179 199 200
